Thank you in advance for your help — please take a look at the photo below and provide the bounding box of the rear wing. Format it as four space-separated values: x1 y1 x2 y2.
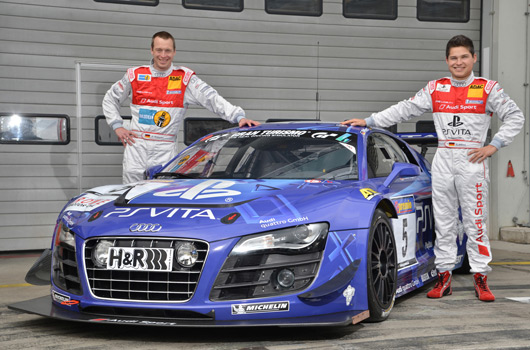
394 120 437 157
384 120 437 145
394 132 437 145
395 132 437 157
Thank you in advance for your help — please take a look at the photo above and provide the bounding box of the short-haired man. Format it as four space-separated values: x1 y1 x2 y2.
342 35 525 302
103 31 259 183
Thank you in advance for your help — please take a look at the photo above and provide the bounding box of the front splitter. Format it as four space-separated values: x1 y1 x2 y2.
9 295 370 328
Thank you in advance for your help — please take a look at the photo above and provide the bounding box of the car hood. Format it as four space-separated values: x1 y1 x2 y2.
61 179 367 242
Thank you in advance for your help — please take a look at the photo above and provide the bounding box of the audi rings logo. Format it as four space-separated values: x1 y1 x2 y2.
129 223 162 233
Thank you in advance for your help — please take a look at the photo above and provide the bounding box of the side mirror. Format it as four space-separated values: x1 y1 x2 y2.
145 165 163 179
382 162 420 188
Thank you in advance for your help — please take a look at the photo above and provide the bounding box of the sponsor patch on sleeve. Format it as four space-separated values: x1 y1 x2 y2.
127 68 135 82
428 80 437 94
485 80 497 94
183 70 194 85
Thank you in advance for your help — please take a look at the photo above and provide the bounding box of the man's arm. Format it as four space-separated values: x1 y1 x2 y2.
486 82 525 149
102 72 137 146
185 75 260 127
468 82 525 163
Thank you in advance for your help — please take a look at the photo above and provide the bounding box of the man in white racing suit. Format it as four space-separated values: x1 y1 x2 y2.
103 31 259 183
342 35 524 302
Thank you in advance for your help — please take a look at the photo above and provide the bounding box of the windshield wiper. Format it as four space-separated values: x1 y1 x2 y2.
153 172 198 179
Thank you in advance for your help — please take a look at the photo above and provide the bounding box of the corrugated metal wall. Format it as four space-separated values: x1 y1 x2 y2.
0 0 482 251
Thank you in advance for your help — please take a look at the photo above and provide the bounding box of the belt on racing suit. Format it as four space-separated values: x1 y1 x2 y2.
438 140 482 149
132 130 176 142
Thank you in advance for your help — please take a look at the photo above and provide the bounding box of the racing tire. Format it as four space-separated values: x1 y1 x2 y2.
365 209 397 322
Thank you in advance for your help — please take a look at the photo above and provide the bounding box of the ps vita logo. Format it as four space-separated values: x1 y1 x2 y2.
153 180 241 200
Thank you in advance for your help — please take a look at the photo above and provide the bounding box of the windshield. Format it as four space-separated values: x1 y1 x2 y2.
158 129 358 180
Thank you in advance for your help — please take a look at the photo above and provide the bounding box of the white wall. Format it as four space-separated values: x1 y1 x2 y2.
488 0 530 238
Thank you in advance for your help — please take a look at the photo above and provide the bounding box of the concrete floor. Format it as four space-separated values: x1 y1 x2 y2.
2 240 530 350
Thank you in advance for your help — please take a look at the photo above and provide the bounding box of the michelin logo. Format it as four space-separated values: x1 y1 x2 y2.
231 301 289 315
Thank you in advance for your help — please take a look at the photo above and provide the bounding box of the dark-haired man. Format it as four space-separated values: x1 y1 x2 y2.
103 31 259 183
342 35 524 302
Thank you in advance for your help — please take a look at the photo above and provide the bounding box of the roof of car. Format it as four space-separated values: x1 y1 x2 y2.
239 121 366 134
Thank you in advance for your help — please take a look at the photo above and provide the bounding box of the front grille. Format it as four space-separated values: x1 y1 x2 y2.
210 251 323 301
84 238 208 302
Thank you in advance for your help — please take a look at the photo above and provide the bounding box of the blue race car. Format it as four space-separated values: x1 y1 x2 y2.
11 122 467 327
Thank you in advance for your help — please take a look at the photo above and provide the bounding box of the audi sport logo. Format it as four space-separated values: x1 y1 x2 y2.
129 223 162 233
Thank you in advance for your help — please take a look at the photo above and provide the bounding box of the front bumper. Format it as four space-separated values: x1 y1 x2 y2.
8 295 369 327
14 227 370 327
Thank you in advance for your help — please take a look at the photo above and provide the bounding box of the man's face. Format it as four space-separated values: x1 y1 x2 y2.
446 46 476 80
151 37 176 71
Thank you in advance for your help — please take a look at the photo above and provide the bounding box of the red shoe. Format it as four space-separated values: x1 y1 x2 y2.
427 271 452 298
474 273 495 302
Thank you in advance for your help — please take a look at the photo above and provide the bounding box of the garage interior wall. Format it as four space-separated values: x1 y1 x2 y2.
0 0 482 251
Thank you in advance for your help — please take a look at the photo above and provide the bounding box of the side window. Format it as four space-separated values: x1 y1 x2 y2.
343 0 397 20
95 115 132 145
367 133 408 178
0 113 70 145
94 0 158 6
395 137 420 166
266 0 322 17
184 118 237 146
183 0 243 12
417 0 470 22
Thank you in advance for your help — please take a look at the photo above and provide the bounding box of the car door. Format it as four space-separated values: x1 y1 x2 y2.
366 132 426 270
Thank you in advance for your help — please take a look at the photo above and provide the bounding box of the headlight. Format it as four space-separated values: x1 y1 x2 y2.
92 240 114 267
276 268 296 288
231 223 328 254
176 242 199 267
54 222 76 250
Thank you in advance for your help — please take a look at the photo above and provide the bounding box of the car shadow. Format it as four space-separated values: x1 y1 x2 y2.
13 316 365 343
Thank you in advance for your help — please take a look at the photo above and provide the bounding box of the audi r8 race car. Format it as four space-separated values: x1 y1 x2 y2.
10 122 467 327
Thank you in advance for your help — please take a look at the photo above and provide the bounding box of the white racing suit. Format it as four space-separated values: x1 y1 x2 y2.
365 73 524 274
103 62 245 183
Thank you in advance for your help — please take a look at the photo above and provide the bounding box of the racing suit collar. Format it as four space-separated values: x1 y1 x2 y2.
149 59 175 78
450 72 475 88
